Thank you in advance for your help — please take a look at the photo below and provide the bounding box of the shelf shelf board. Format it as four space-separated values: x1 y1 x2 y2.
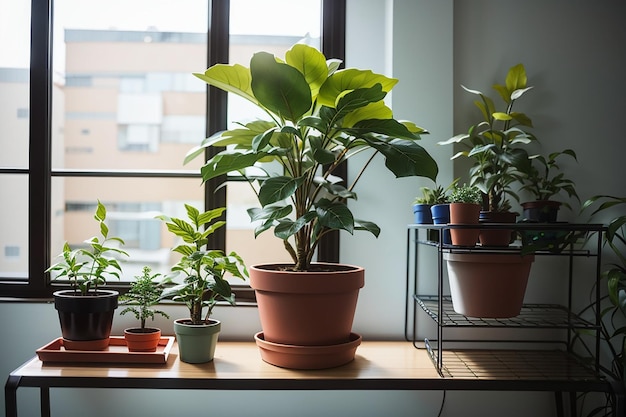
425 347 604 382
415 296 598 329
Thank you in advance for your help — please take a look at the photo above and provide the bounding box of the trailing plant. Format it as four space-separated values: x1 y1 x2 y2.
120 266 170 329
449 183 482 205
46 200 128 295
519 148 579 208
439 63 536 212
157 205 248 325
188 43 438 272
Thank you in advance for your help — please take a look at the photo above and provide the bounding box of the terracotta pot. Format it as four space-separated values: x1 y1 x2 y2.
53 289 118 350
249 263 364 347
445 252 535 318
124 327 161 352
479 210 517 246
174 318 221 363
521 200 562 223
254 332 362 369
449 203 481 246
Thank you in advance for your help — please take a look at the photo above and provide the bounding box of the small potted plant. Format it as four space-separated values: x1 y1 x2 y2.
157 204 248 363
412 180 457 224
448 183 482 246
119 266 170 352
439 63 535 246
46 200 128 350
519 149 579 222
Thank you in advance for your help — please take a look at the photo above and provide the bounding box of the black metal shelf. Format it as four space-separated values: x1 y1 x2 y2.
415 295 598 329
404 222 624 416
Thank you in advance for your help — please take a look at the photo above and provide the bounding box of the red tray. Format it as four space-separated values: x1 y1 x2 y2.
36 336 175 364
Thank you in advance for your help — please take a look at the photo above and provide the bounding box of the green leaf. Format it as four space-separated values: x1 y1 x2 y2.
364 137 439 181
95 200 107 222
505 63 527 93
258 176 303 206
274 212 317 240
197 207 226 227
247 205 293 222
354 219 381 237
201 151 266 182
250 52 312 123
318 68 398 108
315 199 354 233
284 43 328 99
193 63 257 105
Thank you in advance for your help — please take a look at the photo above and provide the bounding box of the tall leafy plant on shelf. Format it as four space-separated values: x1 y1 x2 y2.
439 63 535 214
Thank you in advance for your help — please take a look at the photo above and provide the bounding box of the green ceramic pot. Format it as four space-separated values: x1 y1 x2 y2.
173 318 221 363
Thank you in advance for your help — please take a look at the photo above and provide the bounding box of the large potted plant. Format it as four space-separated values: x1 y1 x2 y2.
439 63 535 246
46 201 128 350
189 44 438 368
519 148 579 223
157 205 248 364
119 266 170 352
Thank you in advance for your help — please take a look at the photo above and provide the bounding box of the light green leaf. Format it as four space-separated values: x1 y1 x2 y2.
193 63 257 105
285 44 328 99
318 68 398 108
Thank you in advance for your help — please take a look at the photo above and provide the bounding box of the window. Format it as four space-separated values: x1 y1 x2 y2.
0 0 345 298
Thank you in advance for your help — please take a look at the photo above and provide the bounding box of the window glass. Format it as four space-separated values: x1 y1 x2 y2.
0 0 30 169
225 0 322 266
52 0 208 171
50 176 204 282
0 175 28 279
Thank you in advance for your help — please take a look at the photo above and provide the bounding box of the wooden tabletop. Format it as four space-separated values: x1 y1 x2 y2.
10 340 446 390
8 340 616 392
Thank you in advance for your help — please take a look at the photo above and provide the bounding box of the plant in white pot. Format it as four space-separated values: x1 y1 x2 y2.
157 205 248 364
46 200 128 350
189 43 438 368
119 266 170 352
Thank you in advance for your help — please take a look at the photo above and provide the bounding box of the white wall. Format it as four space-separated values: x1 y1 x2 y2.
2 1 625 416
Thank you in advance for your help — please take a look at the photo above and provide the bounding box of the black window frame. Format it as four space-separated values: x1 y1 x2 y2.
0 0 345 299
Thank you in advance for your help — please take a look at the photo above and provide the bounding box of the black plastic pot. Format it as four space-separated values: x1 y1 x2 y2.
53 289 119 350
521 200 561 223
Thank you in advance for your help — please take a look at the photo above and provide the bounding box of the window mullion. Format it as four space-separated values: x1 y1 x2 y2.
205 0 229 250
29 0 53 294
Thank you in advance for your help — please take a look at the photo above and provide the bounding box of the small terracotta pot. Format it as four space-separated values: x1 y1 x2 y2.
449 203 481 246
124 327 161 352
